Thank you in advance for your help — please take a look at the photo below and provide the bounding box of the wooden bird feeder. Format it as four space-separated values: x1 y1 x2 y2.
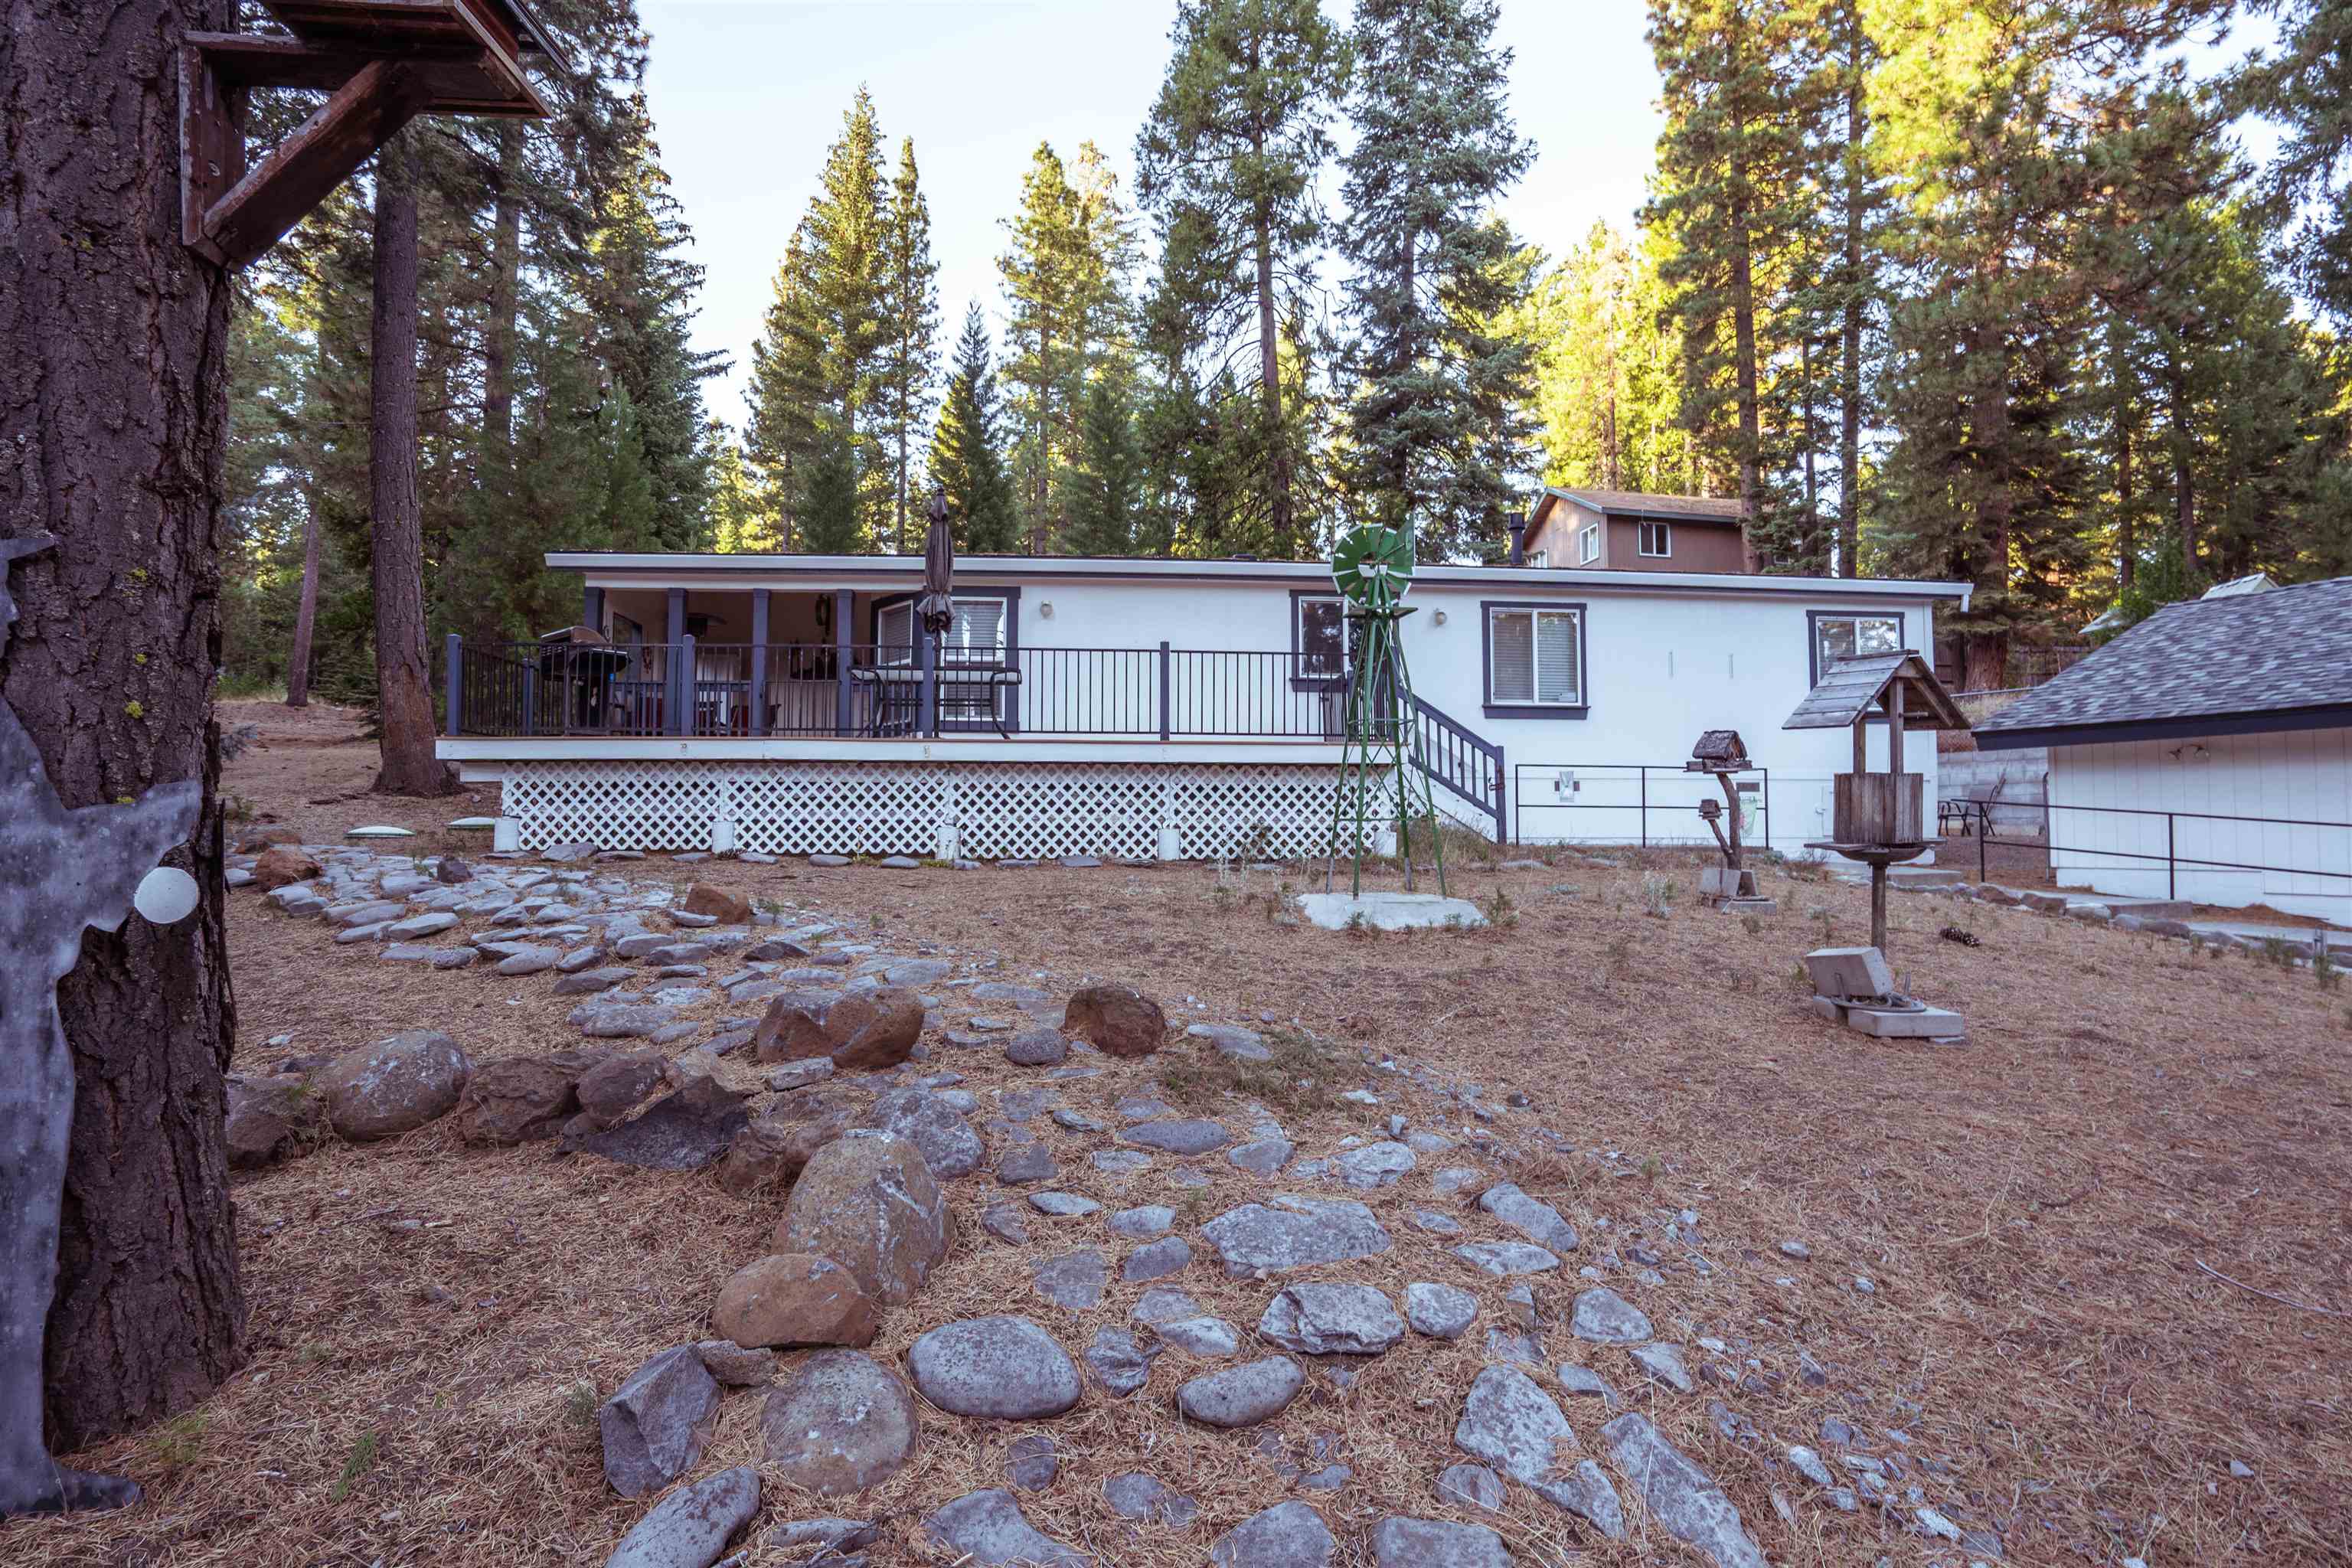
181 0 569 270
1782 650 1968 952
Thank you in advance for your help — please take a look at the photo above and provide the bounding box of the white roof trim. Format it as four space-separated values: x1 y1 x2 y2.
551 551 1971 605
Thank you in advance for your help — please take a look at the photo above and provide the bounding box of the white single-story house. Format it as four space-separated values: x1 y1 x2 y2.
1975 575 2352 920
439 550 1969 860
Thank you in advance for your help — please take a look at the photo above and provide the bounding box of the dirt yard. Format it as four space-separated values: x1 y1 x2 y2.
8 701 2348 1567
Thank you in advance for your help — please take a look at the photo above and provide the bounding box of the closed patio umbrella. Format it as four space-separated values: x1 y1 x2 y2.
917 486 955 636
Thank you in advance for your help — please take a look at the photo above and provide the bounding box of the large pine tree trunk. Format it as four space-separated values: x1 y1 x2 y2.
1729 108 1763 572
2112 322 2135 591
1966 312 2013 691
0 0 248 1459
369 130 456 796
286 499 322 707
1838 62 1866 580
2167 360 2194 573
1253 181 1292 552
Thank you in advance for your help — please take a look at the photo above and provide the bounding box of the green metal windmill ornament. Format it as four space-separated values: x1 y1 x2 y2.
1324 524 1447 897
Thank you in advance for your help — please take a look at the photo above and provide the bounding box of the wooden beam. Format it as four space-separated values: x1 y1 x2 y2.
178 44 247 251
193 59 430 270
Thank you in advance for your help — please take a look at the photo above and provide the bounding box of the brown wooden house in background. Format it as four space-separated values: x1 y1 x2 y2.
1510 487 1755 575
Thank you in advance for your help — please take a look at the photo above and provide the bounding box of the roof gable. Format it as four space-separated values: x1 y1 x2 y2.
1976 576 2352 749
1545 487 1746 524
1783 652 1968 730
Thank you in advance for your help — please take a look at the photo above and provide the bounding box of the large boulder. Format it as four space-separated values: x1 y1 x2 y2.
710 1254 877 1350
760 1350 919 1497
569 1076 750 1172
575 1052 668 1128
855 1088 983 1179
603 1465 759 1568
252 846 322 889
906 1317 1083 1419
224 1073 322 1168
714 1090 859 1198
1062 984 1165 1058
457 1049 606 1145
681 883 753 923
755 986 924 1071
600 1346 721 1498
313 1031 472 1141
772 1132 949 1305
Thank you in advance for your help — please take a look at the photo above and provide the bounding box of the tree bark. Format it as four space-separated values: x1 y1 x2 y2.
1728 90 1763 572
482 119 524 461
1838 45 1866 580
2167 359 2194 575
1967 310 2013 691
286 497 322 706
369 129 456 795
0 0 248 1461
2112 321 2135 591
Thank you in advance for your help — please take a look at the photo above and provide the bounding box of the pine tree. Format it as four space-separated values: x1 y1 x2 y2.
2241 0 2352 322
1137 0 1346 550
710 439 779 552
798 427 866 554
1645 0 1808 566
745 227 825 547
999 140 1138 550
876 136 941 551
1064 373 1148 555
1513 222 1694 496
1338 0 1536 559
929 303 1022 553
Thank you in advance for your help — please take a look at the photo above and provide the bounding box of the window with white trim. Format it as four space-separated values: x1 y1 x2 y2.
1487 606 1583 707
877 601 915 665
1638 521 1671 557
939 596 1007 662
1296 594 1348 680
1524 548 1549 568
1814 612 1903 676
1576 524 1600 564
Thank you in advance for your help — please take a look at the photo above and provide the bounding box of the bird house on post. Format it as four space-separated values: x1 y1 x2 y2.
181 0 569 270
1782 650 1968 952
1684 728 1773 912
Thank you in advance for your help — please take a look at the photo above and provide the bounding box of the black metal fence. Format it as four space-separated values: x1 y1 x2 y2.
1511 761 1772 849
444 636 1364 741
1950 796 2352 903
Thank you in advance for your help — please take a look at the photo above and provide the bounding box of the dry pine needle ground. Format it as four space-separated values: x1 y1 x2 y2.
5 702 2347 1567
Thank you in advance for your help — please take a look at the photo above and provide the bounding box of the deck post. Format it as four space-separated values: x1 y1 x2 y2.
521 661 537 737
1158 641 1171 741
833 587 854 736
917 619 938 738
749 588 770 737
443 632 462 736
671 632 694 737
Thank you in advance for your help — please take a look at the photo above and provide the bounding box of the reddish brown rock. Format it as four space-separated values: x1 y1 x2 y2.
224 1073 322 1168
682 883 753 923
457 1048 609 1145
755 986 924 1071
235 825 299 854
1064 984 1167 1059
574 1050 667 1127
252 845 324 890
715 1089 859 1197
710 1253 878 1349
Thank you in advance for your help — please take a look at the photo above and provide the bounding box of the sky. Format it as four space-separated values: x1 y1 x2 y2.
638 0 1664 433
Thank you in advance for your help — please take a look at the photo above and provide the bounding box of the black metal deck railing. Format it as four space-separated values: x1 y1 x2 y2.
442 637 1366 741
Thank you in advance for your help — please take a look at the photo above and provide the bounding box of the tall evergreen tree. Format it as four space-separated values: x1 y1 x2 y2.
877 136 942 551
1645 0 1804 560
798 428 866 554
745 227 825 548
929 303 1021 552
1137 0 1346 552
999 140 1138 550
1337 0 1537 559
1064 373 1149 555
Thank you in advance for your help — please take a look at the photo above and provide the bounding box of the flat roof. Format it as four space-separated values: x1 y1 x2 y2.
547 550 1972 604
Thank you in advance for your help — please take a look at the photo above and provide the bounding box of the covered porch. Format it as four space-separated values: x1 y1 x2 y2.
441 582 1348 743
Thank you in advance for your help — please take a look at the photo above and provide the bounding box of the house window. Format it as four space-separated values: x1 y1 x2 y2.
1811 612 1904 681
1638 521 1671 557
1485 604 1584 710
939 596 1007 662
877 601 916 665
1524 549 1549 569
1576 525 1600 565
1295 593 1348 681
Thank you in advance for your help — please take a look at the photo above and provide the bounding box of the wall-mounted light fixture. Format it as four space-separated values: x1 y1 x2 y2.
1432 609 1448 626
1038 601 1054 619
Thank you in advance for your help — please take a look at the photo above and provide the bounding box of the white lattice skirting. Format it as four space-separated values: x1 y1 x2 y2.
498 759 1389 860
